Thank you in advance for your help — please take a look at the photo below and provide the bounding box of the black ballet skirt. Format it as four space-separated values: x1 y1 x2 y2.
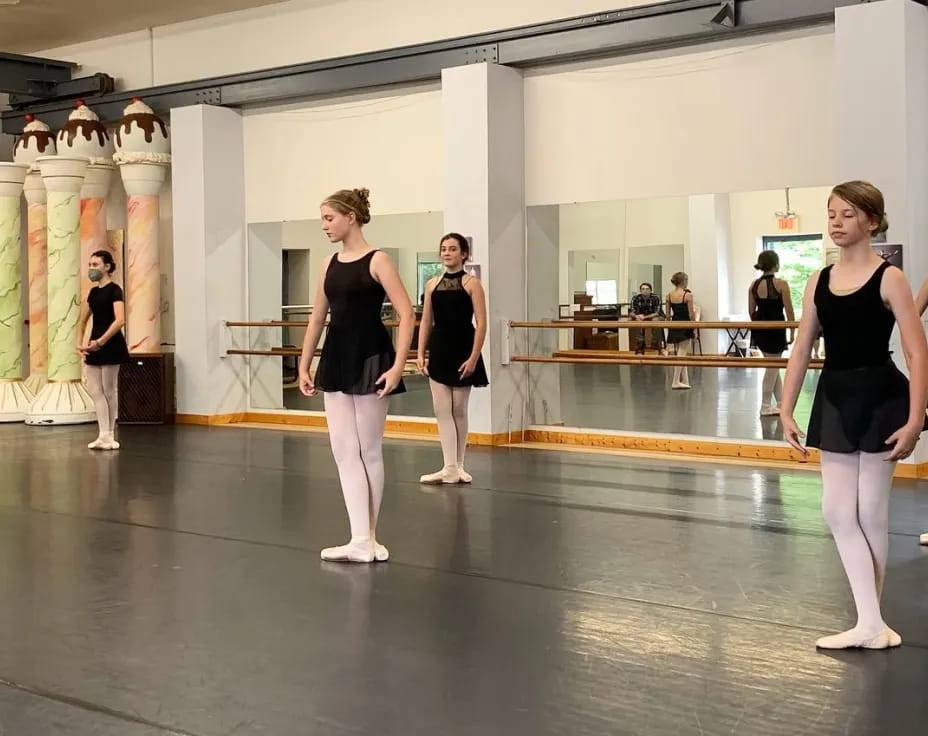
806 262 928 453
665 290 694 344
85 282 130 366
315 251 406 396
426 270 488 388
750 275 788 355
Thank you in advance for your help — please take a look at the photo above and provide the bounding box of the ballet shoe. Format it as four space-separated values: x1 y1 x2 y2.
419 468 463 485
374 542 389 562
102 439 120 451
671 382 691 390
87 437 106 450
920 533 928 546
815 626 896 650
456 466 472 484
760 405 780 417
320 538 375 563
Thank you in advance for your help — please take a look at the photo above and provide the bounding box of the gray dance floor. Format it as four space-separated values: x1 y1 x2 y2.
0 422 926 735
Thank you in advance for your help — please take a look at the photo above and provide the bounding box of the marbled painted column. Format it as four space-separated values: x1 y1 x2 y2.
79 164 114 308
26 156 95 425
120 162 167 353
23 173 48 395
0 162 33 422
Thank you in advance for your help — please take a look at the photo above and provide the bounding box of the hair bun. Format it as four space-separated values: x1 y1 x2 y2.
876 212 890 235
355 188 371 206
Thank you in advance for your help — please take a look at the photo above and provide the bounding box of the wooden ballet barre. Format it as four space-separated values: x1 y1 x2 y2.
226 348 418 365
225 320 417 328
512 354 824 369
509 320 799 330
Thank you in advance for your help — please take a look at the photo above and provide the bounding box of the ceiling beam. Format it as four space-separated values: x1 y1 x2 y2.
1 0 860 134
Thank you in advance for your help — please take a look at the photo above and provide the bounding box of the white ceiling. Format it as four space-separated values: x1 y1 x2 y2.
0 0 289 54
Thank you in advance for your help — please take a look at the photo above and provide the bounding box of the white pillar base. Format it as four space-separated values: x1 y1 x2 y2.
0 380 35 423
25 380 96 425
24 372 48 396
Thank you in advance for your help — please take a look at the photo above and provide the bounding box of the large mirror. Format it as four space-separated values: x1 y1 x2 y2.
525 186 832 443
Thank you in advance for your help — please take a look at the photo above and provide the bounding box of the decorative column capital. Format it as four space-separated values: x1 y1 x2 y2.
36 155 90 193
80 162 116 200
0 162 28 198
22 172 47 206
117 161 169 197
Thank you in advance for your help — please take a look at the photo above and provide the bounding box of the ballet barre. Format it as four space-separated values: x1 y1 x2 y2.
509 320 799 329
510 354 822 369
225 320 418 328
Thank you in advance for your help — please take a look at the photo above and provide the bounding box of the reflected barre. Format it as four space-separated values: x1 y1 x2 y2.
511 355 823 369
509 320 799 330
225 320 419 328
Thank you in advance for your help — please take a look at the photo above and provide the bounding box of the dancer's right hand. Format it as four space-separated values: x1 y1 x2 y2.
299 370 316 397
417 356 428 376
781 413 807 457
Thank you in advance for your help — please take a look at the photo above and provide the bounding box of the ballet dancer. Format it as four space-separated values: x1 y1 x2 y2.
298 188 414 563
911 278 928 546
416 233 488 484
749 250 795 416
77 250 129 450
665 272 695 389
781 181 928 649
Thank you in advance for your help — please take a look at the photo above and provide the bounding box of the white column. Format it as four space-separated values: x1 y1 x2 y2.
687 193 734 353
442 63 526 439
171 105 248 418
835 0 928 465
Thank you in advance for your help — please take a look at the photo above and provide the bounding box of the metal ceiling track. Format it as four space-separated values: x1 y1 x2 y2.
1 0 861 134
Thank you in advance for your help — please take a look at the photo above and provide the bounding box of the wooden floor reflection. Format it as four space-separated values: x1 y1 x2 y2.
283 365 820 442
0 423 925 735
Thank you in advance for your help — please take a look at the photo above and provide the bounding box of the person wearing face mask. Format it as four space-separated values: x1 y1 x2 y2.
630 282 664 355
76 250 129 450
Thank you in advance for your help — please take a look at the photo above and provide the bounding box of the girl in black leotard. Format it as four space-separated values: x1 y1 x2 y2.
781 181 928 650
749 250 795 416
416 233 488 485
77 250 129 451
665 272 695 389
298 188 415 564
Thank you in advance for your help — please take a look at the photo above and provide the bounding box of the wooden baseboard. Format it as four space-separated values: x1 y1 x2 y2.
176 413 247 426
178 411 520 445
173 413 928 478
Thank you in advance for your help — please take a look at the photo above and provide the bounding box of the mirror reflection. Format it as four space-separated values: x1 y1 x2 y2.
246 185 837 443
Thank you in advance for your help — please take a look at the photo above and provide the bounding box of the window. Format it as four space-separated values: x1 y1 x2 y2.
585 279 618 305
417 261 445 304
762 234 823 316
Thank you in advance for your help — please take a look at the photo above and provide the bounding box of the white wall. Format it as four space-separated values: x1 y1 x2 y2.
242 88 444 222
525 29 834 205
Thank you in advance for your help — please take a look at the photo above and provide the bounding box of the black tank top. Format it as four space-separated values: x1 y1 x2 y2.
814 261 893 370
751 275 785 321
324 250 386 330
431 271 474 331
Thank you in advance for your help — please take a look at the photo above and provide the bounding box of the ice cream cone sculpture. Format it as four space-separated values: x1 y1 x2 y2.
114 98 171 354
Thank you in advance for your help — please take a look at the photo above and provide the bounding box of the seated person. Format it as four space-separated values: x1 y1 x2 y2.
630 282 664 354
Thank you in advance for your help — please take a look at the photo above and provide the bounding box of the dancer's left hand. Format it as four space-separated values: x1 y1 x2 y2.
459 357 478 379
886 421 922 461
376 367 403 398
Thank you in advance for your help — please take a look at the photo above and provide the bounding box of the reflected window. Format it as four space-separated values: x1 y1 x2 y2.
762 234 823 316
417 260 445 304
585 279 618 305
